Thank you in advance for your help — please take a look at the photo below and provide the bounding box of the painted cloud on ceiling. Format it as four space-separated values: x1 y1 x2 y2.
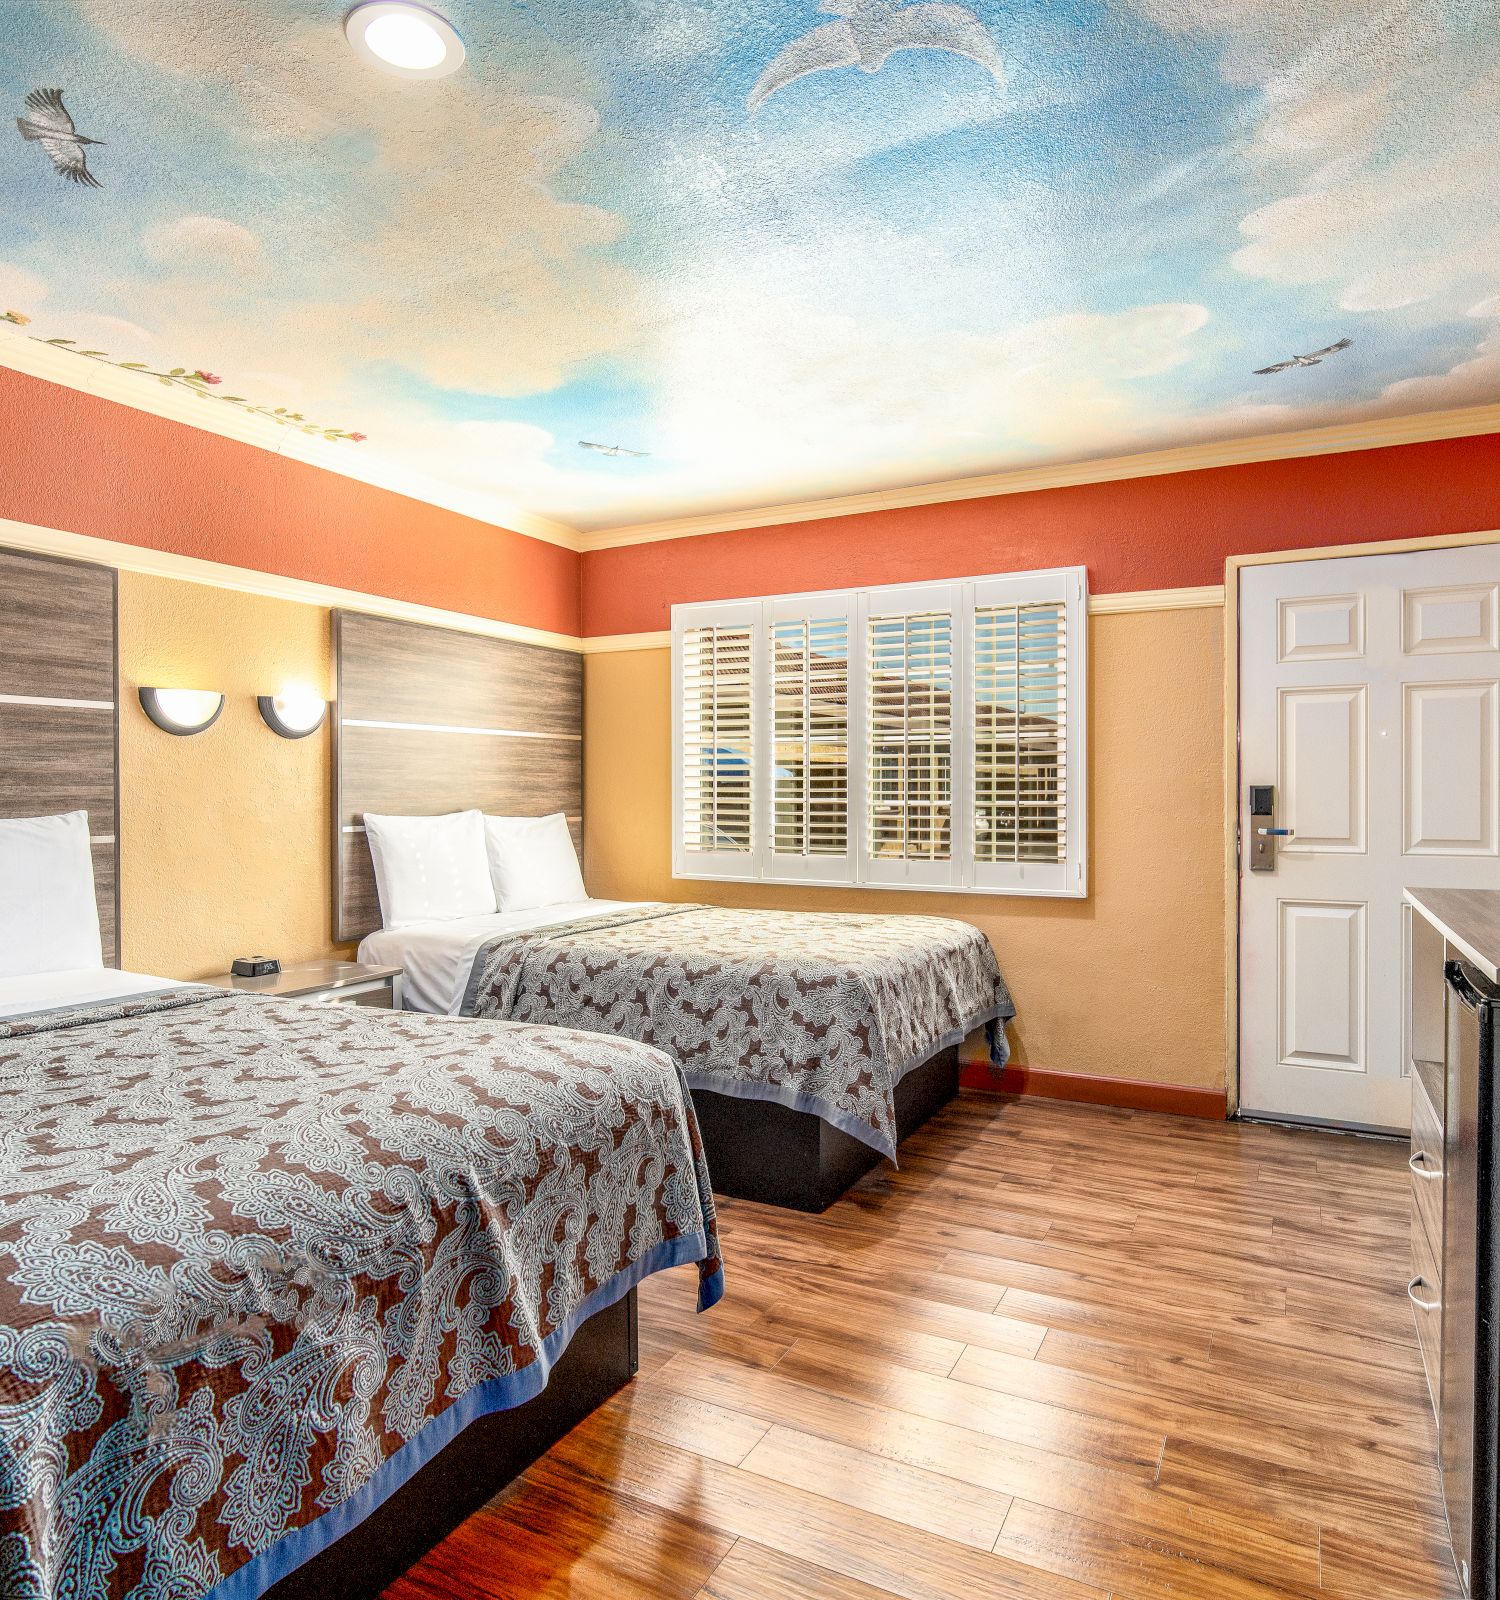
2 0 1497 532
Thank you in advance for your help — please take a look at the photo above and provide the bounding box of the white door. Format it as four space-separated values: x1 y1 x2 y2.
1239 544 1500 1130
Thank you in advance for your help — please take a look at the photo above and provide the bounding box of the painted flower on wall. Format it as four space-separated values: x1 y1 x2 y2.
0 320 366 441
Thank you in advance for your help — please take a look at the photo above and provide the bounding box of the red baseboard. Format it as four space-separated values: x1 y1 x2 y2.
960 1061 1228 1120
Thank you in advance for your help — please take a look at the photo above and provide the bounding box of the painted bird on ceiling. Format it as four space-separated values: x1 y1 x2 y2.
15 88 104 187
748 0 1005 113
580 440 651 458
1253 337 1354 375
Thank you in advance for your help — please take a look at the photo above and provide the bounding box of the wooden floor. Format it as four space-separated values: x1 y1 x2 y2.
385 1093 1458 1600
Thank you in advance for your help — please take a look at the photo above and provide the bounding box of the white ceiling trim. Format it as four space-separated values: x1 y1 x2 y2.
0 516 584 653
578 404 1500 551
0 334 584 552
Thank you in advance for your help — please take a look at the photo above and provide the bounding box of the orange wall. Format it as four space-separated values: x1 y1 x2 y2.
585 608 1228 1091
0 367 581 638
581 432 1500 635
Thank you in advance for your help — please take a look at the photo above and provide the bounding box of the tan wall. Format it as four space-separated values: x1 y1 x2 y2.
118 572 344 978
583 605 1227 1090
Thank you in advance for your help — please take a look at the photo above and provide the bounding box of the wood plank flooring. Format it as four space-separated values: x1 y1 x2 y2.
384 1093 1457 1600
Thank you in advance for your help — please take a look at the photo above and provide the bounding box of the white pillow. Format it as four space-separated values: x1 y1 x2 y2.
485 813 587 913
0 811 104 979
364 810 497 929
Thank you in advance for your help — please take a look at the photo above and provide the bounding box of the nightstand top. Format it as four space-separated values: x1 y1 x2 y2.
200 959 404 998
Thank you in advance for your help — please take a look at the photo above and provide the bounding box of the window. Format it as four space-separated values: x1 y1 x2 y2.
672 567 1087 897
677 613 755 868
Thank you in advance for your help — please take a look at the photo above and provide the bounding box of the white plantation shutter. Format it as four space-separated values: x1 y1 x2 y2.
674 607 760 877
969 568 1086 895
768 596 855 880
671 566 1086 897
863 588 958 887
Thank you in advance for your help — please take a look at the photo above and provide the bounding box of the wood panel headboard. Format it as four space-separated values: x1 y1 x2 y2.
332 610 583 943
0 546 121 966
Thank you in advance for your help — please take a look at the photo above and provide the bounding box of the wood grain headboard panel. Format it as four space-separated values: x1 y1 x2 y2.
332 610 583 942
0 547 121 965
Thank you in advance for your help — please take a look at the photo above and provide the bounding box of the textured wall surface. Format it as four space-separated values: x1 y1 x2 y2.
118 572 346 978
583 607 1226 1090
582 431 1500 635
2 371 582 638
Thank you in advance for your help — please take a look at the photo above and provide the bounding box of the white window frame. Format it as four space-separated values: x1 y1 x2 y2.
670 565 1088 898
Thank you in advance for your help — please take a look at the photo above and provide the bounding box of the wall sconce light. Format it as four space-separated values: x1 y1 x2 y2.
138 687 225 736
258 685 327 740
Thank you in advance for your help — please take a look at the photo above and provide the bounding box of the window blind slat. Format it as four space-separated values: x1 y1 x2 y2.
973 600 1066 866
771 615 849 858
681 624 755 854
867 609 952 864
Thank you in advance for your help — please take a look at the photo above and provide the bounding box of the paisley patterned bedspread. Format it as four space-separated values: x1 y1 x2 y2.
0 988 722 1600
461 904 1015 1158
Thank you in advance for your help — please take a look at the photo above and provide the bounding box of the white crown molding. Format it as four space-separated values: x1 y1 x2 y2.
578 404 1500 552
0 334 583 552
0 516 584 653
579 586 1225 655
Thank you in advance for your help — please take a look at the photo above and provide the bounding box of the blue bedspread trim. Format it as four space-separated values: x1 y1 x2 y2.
204 1230 718 1600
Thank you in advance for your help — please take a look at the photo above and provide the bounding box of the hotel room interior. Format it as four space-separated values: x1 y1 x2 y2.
1 1 1498 1596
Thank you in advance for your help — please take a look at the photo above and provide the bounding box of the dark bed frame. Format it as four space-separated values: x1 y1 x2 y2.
266 1290 638 1600
690 1045 961 1212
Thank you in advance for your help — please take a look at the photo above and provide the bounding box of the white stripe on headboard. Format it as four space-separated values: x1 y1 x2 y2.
0 693 115 711
341 718 583 742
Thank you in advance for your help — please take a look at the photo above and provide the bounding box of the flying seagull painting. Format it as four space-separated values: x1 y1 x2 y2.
1253 337 1354 376
579 440 651 458
749 0 1005 114
16 88 104 187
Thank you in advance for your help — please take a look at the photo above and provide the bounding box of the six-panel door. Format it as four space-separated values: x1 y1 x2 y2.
1240 546 1500 1130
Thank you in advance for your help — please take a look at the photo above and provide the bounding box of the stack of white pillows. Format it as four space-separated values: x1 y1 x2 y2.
363 811 587 930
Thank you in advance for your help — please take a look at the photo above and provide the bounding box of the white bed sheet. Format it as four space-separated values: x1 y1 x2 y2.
0 967 185 1020
358 899 649 1015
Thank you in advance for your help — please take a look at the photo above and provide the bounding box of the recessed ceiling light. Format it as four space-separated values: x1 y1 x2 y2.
345 2 465 79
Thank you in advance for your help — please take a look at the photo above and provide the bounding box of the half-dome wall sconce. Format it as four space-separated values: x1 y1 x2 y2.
257 687 328 740
138 687 225 736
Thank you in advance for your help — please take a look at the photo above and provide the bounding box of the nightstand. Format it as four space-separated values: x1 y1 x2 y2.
201 960 404 1010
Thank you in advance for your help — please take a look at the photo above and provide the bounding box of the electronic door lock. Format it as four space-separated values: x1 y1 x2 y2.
1247 785 1289 872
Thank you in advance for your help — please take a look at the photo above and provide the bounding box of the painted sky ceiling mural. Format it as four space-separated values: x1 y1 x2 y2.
2 0 1498 534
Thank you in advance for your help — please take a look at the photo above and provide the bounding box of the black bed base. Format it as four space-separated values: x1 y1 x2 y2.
690 1045 960 1213
265 1288 639 1600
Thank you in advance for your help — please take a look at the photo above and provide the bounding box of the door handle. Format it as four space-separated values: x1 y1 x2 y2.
1248 785 1285 872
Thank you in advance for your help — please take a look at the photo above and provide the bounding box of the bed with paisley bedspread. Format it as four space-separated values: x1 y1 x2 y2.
0 986 721 1600
459 902 1015 1211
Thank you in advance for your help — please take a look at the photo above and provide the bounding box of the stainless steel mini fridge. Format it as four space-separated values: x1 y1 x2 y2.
1444 958 1500 1599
